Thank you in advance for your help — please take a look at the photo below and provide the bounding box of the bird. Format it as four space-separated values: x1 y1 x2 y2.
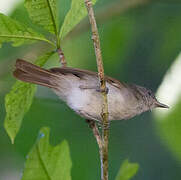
13 59 169 121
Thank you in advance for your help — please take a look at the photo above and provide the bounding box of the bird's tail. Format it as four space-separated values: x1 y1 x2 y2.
13 59 59 88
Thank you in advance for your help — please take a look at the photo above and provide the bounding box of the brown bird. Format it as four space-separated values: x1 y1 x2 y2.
13 59 168 121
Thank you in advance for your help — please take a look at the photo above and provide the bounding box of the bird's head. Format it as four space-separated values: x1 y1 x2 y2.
134 85 169 110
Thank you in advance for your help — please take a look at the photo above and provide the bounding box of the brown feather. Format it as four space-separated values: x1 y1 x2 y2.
14 59 126 89
13 59 58 88
16 59 59 78
13 69 55 88
50 67 126 89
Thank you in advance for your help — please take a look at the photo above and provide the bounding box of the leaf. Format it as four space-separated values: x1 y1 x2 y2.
59 0 97 40
4 52 54 143
155 99 181 162
4 82 36 144
115 159 139 180
25 0 58 35
0 13 54 47
21 127 72 180
153 52 181 162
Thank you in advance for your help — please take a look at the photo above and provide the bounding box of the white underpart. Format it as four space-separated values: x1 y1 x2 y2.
68 87 87 111
0 0 22 14
154 52 181 119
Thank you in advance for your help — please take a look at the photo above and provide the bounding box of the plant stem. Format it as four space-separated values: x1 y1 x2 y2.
67 0 149 40
57 47 67 67
86 120 102 151
86 120 104 178
84 0 109 180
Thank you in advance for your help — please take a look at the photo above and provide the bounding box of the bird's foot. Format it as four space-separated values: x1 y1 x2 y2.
79 85 109 94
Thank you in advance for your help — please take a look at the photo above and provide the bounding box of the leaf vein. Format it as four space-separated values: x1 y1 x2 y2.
46 0 58 36
0 34 55 46
37 145 52 180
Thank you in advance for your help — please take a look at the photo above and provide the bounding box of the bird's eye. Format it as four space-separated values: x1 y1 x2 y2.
148 91 152 96
147 90 156 98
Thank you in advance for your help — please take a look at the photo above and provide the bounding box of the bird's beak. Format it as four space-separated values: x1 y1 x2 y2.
155 101 169 108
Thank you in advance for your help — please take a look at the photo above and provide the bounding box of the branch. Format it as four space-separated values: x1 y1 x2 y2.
84 0 109 180
67 0 149 39
57 47 67 67
86 120 102 150
86 120 104 177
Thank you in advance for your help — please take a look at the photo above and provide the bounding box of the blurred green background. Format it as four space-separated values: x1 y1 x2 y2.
1 0 181 179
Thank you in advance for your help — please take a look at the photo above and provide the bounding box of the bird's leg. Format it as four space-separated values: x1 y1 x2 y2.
79 85 109 94
91 119 110 130
101 121 110 130
97 121 102 129
79 85 99 90
97 87 109 94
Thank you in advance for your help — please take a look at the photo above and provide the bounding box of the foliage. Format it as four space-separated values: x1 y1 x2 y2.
155 99 181 161
4 0 181 179
59 0 97 40
3 0 98 143
1 0 122 179
25 0 59 35
0 13 53 47
115 160 139 180
21 127 72 180
4 52 54 143
4 82 36 144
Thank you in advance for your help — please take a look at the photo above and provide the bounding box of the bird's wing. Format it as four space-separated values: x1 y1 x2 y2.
50 67 126 89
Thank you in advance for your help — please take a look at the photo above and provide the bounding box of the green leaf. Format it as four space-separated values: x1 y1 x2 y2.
21 127 72 180
115 159 139 180
4 82 36 144
25 0 58 35
155 99 181 161
59 0 97 40
0 13 54 47
4 52 54 143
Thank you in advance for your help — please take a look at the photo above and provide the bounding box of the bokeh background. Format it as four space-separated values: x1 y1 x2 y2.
1 0 181 179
